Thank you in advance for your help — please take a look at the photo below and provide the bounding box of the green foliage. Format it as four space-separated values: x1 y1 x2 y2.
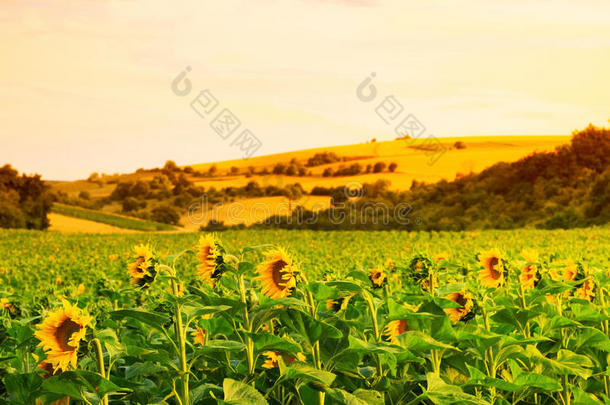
1 228 610 403
0 164 52 230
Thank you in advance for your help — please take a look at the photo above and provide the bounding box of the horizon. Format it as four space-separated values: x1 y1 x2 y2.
2 0 609 180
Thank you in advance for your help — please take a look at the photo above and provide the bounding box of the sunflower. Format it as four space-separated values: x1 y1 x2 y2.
444 291 474 323
561 261 581 282
127 244 158 288
408 255 432 281
261 351 306 369
326 296 350 313
575 279 595 301
257 248 297 299
384 259 395 272
34 300 92 373
195 234 226 285
368 268 387 288
191 326 207 346
434 252 450 263
420 277 439 292
0 298 15 314
519 250 540 290
477 249 505 288
76 283 85 295
384 320 408 343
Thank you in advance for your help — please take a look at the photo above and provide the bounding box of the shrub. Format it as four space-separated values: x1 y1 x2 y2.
373 162 387 173
151 205 180 225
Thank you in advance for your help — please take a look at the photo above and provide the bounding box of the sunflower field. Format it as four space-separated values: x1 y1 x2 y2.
1 228 610 404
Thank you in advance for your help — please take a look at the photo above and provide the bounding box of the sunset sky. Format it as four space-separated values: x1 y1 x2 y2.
2 0 609 180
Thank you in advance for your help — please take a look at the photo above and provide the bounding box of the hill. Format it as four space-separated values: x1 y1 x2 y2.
251 125 610 231
44 135 569 231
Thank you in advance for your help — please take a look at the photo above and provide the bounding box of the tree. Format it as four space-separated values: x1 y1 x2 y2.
164 160 178 171
151 205 180 225
208 165 218 176
373 162 387 173
388 162 398 172
122 197 139 212
322 168 333 177
230 166 240 175
79 191 90 200
283 184 304 211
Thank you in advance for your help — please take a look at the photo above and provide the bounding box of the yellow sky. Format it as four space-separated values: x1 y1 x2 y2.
1 0 609 180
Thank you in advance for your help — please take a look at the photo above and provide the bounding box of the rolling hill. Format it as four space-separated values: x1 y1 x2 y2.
46 135 571 232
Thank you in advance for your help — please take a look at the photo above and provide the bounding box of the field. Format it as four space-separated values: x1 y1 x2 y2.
1 227 609 404
51 204 175 232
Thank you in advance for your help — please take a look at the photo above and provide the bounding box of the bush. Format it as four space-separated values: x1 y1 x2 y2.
78 191 91 200
151 205 180 225
373 162 387 173
454 141 466 149
388 162 398 172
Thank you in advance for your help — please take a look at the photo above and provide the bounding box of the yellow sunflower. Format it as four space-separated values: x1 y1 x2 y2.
519 250 540 290
384 320 409 343
575 279 595 301
261 351 306 369
191 326 207 346
34 300 92 373
434 252 450 263
195 234 226 285
561 261 579 282
127 244 158 288
477 249 505 288
420 277 439 292
256 248 297 299
326 296 350 313
368 268 387 288
444 291 474 323
0 298 15 314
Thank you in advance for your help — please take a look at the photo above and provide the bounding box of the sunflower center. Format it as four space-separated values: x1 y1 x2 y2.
455 294 468 307
272 260 289 287
488 257 501 279
55 319 81 352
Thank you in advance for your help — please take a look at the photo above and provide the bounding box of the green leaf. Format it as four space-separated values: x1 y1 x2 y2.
329 388 384 405
109 309 168 330
222 378 268 405
3 373 42 405
251 333 301 356
124 362 168 379
279 363 336 387
280 309 342 345
572 386 601 405
425 373 489 404
398 331 460 353
465 365 519 392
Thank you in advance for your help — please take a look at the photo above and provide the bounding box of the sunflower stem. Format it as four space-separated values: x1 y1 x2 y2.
481 305 497 401
170 276 189 405
303 280 325 405
237 274 255 377
362 291 383 378
599 288 610 396
92 338 108 405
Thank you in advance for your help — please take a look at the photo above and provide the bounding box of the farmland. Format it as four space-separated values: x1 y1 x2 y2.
1 227 610 404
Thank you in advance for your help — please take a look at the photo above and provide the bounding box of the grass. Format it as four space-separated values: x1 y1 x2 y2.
51 203 175 232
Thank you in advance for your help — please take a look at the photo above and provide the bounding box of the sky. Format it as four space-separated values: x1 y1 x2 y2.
1 0 609 180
